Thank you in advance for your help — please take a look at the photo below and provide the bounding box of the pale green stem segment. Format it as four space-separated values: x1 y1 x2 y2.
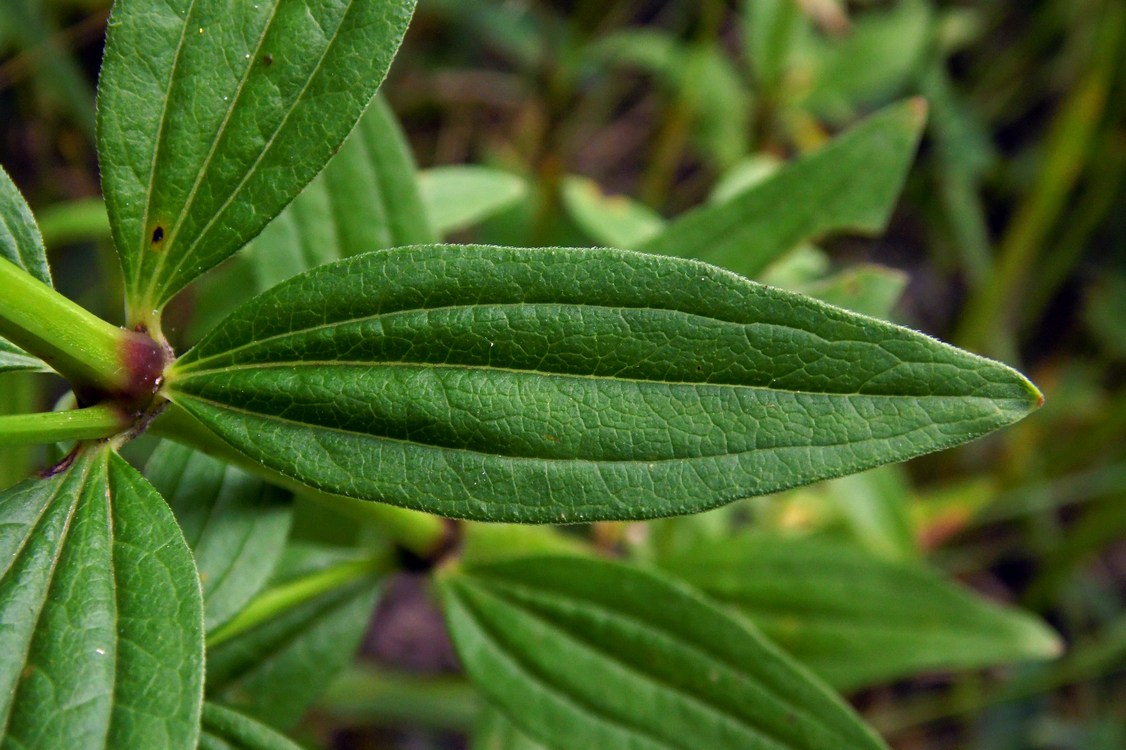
206 556 391 648
0 404 130 447
0 256 138 392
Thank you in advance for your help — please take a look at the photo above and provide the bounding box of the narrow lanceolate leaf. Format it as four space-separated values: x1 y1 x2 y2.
659 536 1063 691
166 244 1042 524
199 703 303 750
419 166 527 236
0 166 51 372
0 166 50 285
145 441 293 632
641 100 926 278
206 574 380 730
242 95 436 292
0 339 51 374
0 446 204 749
97 0 417 323
439 556 888 750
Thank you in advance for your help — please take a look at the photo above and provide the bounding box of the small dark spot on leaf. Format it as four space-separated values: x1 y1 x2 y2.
262 54 273 67
151 226 164 244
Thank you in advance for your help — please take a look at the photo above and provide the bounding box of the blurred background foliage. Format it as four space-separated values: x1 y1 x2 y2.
1 0 1123 748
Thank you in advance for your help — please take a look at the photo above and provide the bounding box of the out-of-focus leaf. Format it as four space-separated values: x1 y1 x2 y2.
166 243 1041 523
440 556 889 750
743 0 803 92
798 264 908 320
660 535 1062 691
801 0 932 122
0 446 204 748
35 198 112 248
709 155 782 204
145 441 292 632
420 166 527 236
820 465 918 560
242 95 436 292
560 176 664 247
206 567 381 730
97 0 417 322
0 339 52 374
641 100 926 278
199 703 303 750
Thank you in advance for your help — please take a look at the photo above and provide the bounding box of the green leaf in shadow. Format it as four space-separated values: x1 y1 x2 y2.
0 446 204 748
439 556 888 750
165 244 1041 523
145 441 293 633
640 99 927 278
659 535 1063 691
96 0 417 324
199 703 303 750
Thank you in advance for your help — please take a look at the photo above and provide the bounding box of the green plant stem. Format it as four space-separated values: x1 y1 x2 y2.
0 256 139 392
151 403 450 556
207 556 391 648
35 198 111 247
0 404 129 447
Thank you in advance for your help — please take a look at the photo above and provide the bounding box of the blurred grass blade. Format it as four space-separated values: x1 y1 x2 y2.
199 703 304 750
97 0 417 325
641 99 926 278
0 446 204 748
659 535 1062 691
743 0 803 93
420 166 528 236
145 441 293 633
166 244 1041 523
440 556 889 750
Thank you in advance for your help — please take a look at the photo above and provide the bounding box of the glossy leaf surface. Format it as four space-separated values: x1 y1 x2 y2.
659 536 1063 691
0 447 204 748
641 100 926 278
206 574 380 730
199 703 303 750
420 166 527 236
146 441 292 632
97 0 417 319
167 244 1040 523
440 556 887 750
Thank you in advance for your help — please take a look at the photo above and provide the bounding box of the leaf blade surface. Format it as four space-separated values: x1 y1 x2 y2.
96 0 417 319
166 244 1041 523
440 556 888 750
0 447 204 748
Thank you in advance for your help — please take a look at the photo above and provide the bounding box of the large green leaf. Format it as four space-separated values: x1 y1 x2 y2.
439 556 888 750
658 536 1063 691
199 703 303 750
165 243 1040 523
0 446 204 748
145 441 292 632
206 570 380 730
0 165 51 373
640 100 926 278
97 0 417 322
